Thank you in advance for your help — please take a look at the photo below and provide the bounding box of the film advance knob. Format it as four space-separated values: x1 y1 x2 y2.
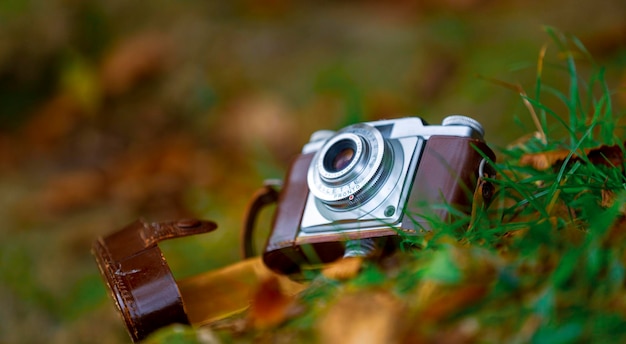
441 115 485 138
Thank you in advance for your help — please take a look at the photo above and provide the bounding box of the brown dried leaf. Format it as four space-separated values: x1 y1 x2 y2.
28 169 106 216
519 149 571 170
415 282 489 323
519 144 625 171
318 290 406 344
100 32 172 96
105 134 211 211
586 144 624 167
322 257 364 280
601 189 617 208
22 92 83 152
247 276 298 330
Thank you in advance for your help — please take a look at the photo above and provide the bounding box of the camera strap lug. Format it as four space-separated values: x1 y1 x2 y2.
469 158 498 228
478 158 497 204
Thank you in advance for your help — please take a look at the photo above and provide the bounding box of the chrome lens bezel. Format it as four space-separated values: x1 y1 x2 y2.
307 123 388 207
317 133 364 183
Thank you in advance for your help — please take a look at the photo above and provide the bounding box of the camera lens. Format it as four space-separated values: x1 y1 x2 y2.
308 123 392 209
332 148 354 171
324 140 356 172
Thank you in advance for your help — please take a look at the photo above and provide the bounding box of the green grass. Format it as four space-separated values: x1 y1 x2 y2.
398 27 626 342
148 29 626 343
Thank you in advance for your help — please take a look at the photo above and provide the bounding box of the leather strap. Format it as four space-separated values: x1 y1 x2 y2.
241 182 281 259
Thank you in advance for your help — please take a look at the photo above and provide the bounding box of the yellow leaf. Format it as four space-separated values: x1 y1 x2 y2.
322 257 364 280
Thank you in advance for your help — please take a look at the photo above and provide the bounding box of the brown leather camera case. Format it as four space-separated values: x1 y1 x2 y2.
92 219 216 342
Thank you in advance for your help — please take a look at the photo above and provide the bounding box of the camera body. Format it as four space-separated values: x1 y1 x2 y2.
263 116 495 275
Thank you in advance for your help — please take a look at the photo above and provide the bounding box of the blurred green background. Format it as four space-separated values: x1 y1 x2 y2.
0 0 625 343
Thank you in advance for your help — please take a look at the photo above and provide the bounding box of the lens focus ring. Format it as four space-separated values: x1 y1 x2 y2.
307 123 390 208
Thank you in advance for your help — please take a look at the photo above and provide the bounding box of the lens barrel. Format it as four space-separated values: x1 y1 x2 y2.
308 123 392 209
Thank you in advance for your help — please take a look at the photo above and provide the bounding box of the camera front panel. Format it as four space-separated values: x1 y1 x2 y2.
300 125 424 234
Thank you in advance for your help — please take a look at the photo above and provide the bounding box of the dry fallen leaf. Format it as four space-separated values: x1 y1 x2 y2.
247 276 299 330
322 257 364 280
519 144 624 171
22 92 84 153
100 32 172 96
586 144 624 167
601 189 617 208
105 134 213 212
418 283 489 322
318 290 406 344
27 168 106 216
519 149 572 171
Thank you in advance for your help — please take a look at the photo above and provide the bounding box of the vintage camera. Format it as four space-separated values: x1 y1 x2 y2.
261 116 495 275
92 115 496 341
